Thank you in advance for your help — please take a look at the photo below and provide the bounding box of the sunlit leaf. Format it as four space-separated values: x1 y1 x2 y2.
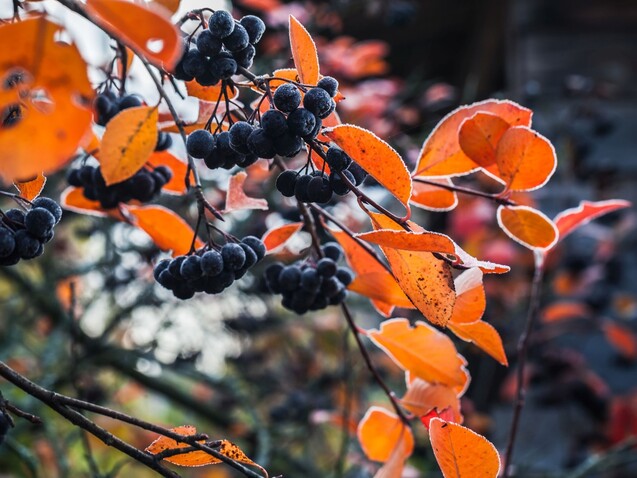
449 320 508 366
86 0 183 68
410 178 458 212
494 126 556 192
127 205 201 256
458 112 511 168
554 199 632 242
400 378 462 423
324 124 412 214
449 268 485 325
357 229 456 256
15 173 46 201
100 106 158 185
224 171 268 213
497 205 558 251
0 17 93 182
413 99 532 178
357 407 413 463
365 318 468 390
288 15 320 85
429 418 501 478
262 222 303 252
603 322 637 361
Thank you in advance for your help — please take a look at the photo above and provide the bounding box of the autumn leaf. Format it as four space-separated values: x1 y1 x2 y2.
458 112 511 168
85 0 183 68
15 173 46 201
541 301 592 323
0 17 93 182
494 126 556 192
100 106 158 186
288 15 320 85
262 222 303 252
126 205 202 256
410 178 458 212
400 378 462 423
147 150 190 195
151 0 181 16
186 81 238 103
553 199 632 242
413 99 532 178
497 205 558 251
324 124 412 215
224 171 268 213
365 318 469 391
449 268 485 325
429 418 501 478
60 187 125 220
450 321 508 366
603 322 637 361
357 229 457 256
357 407 414 463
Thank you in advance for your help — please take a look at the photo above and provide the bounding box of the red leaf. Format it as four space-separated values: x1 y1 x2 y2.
603 322 637 361
262 222 303 252
224 171 268 213
554 200 632 242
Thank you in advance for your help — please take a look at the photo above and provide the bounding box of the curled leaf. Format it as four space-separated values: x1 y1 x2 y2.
458 112 511 168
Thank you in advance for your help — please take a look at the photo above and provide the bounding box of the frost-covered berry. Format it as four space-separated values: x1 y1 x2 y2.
24 208 55 239
273 84 301 113
287 108 316 137
209 53 237 79
221 243 246 271
247 128 276 159
240 15 266 44
273 133 304 157
180 255 203 280
209 10 235 38
31 197 62 224
317 76 339 97
229 121 254 155
325 146 351 172
201 250 224 276
303 87 334 119
186 130 215 159
261 109 288 138
241 236 266 261
275 170 298 197
321 242 343 262
223 24 249 52
181 48 207 78
196 30 222 56
278 265 301 291
317 258 337 277
0 228 15 258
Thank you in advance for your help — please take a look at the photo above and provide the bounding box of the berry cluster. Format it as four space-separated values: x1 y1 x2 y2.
186 129 258 170
274 147 367 203
174 11 266 85
67 165 173 209
154 236 266 300
265 242 353 314
0 197 62 266
94 91 172 151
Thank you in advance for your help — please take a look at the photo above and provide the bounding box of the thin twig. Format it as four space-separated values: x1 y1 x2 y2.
412 176 517 206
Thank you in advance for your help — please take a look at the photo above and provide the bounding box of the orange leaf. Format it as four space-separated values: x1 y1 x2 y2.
224 171 268 213
494 126 556 192
413 99 532 178
368 213 455 327
554 200 632 242
147 150 189 195
324 124 412 214
14 173 46 201
357 229 457 256
603 322 637 361
100 106 158 186
458 112 511 168
288 15 320 85
541 301 592 323
449 320 508 366
357 407 414 463
127 205 201 256
262 222 303 252
186 81 238 103
410 178 458 212
449 268 485 325
497 205 558 250
429 418 501 478
85 0 182 68
0 18 93 182
453 245 510 274
400 379 462 423
60 187 124 220
365 318 468 390
151 0 180 16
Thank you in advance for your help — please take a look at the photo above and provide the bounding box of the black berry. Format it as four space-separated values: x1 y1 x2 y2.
273 84 301 113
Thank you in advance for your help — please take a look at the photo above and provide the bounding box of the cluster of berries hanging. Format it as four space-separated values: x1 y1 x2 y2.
67 164 173 209
174 11 265 85
94 91 172 151
0 198 62 266
153 236 266 300
265 242 353 314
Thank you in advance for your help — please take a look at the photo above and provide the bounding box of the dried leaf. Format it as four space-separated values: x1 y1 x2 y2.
224 171 268 213
429 418 501 478
100 106 158 185
554 200 632 242
15 173 46 201
357 407 414 463
541 301 592 323
497 205 558 251
86 0 183 68
288 15 320 85
262 222 303 252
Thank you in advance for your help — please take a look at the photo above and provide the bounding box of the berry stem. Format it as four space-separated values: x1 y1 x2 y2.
412 176 517 206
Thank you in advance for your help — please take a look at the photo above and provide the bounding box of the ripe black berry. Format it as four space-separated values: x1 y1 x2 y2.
273 133 304 157
223 23 249 52
229 121 254 155
4 209 24 226
201 250 224 276
24 208 55 239
240 15 266 44
287 108 316 137
239 243 258 269
187 130 215 159
317 76 339 97
307 175 332 204
321 242 343 262
0 228 16 257
196 30 222 56
300 268 321 291
182 48 207 77
241 236 266 261
209 10 235 38
325 146 351 172
118 94 143 111
67 168 82 187
265 262 284 293
273 84 301 113
278 265 301 291
209 53 237 79
303 88 334 119
233 44 256 69
221 243 246 271
336 267 354 286
261 110 288 137
330 170 355 195
180 255 203 280
31 197 62 224
247 128 276 159
294 174 312 202
15 230 42 259
347 162 368 185
153 259 170 281
317 258 337 277
276 170 298 197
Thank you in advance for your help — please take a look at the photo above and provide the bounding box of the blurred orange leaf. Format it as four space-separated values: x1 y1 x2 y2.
494 126 556 192
151 0 180 16
15 173 46 201
554 200 632 242
0 17 93 182
186 81 238 103
262 222 303 252
127 205 201 256
147 150 190 195
429 418 501 478
497 205 558 251
458 112 511 168
369 213 455 327
541 301 592 323
365 318 468 390
324 124 412 214
224 171 268 213
603 322 637 361
357 229 456 256
60 187 124 220
413 100 532 178
410 178 458 212
400 379 462 423
288 15 320 85
357 407 414 463
100 106 158 185
86 0 182 68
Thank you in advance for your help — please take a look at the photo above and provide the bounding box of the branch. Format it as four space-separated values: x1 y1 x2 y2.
412 176 517 206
